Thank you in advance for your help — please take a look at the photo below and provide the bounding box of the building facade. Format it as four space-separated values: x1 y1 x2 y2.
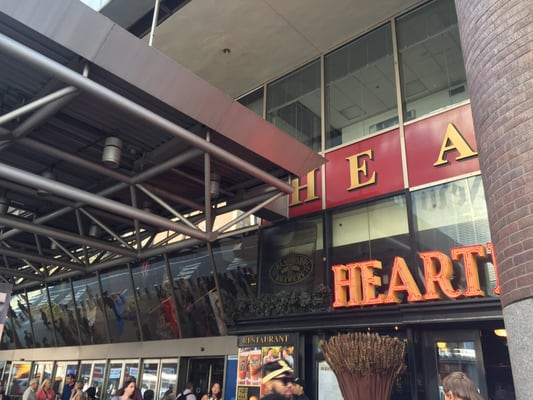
1 0 530 400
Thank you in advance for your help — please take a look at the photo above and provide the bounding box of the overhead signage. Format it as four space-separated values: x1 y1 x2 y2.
332 243 499 308
289 104 479 217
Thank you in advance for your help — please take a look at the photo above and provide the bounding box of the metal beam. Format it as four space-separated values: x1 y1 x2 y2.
0 148 203 242
0 266 45 282
0 163 206 241
0 32 295 194
0 214 136 259
0 246 82 271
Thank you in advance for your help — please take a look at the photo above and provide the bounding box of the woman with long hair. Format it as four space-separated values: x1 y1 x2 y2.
36 379 55 400
200 383 222 400
112 381 135 400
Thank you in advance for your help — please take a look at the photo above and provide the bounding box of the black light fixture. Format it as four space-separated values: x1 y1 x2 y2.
37 170 55 196
102 136 123 168
210 172 220 198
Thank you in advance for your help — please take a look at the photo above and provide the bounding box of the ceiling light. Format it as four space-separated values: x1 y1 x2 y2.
210 172 220 198
102 136 123 168
88 224 100 237
222 48 231 54
494 329 507 337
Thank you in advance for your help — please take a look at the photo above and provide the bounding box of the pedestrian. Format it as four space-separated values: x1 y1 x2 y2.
200 382 222 400
23 379 39 400
175 383 196 400
0 381 11 400
143 390 154 400
260 360 294 400
36 379 56 400
69 382 86 400
61 374 76 400
289 378 308 400
112 381 135 400
442 371 485 400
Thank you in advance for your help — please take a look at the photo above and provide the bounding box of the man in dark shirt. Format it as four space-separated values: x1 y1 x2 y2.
261 360 294 400
61 374 75 400
289 378 309 400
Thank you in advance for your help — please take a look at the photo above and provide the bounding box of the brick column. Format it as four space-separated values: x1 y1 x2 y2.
454 1 533 399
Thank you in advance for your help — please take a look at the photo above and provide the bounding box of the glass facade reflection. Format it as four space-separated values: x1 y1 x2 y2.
100 267 138 343
131 259 178 341
397 0 468 121
72 275 108 345
326 23 397 147
267 60 321 152
48 281 76 347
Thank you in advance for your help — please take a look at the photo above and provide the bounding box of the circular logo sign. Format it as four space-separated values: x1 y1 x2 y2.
269 253 313 285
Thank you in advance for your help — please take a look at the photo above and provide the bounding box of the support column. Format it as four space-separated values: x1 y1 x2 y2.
454 1 533 399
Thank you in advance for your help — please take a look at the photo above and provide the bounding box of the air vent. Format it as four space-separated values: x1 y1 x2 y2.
449 85 466 97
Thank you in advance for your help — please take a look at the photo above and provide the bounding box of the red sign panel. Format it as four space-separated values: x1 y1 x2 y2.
325 129 404 209
405 104 479 187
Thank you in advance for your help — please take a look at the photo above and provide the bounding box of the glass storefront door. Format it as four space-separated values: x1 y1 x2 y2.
422 330 488 400
181 358 225 398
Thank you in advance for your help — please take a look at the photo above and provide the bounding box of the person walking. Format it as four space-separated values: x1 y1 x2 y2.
23 379 39 400
442 372 485 400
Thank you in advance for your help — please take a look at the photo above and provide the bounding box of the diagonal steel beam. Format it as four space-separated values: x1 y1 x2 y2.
0 163 206 241
0 214 136 259
0 246 83 271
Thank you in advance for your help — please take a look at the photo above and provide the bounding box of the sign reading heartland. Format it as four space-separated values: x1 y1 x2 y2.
332 243 499 308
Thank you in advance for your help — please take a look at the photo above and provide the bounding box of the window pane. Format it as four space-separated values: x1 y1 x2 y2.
238 87 263 117
72 275 108 345
100 268 139 343
48 281 76 347
168 249 219 338
397 0 468 121
267 60 321 151
326 23 398 148
331 196 412 301
131 259 179 340
411 176 495 296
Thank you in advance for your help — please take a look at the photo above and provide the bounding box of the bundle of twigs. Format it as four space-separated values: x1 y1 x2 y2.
322 332 406 400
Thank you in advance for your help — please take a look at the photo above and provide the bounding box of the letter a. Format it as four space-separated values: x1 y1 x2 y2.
433 123 478 166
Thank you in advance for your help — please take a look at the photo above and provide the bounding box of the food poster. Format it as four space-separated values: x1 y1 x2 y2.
236 333 298 400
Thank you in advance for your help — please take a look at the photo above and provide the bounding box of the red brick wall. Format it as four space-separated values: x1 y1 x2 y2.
454 0 533 308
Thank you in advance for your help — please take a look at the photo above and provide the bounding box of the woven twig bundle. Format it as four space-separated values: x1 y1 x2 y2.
322 332 406 400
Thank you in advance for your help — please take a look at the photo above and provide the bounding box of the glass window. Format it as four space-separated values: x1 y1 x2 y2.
325 23 398 148
9 293 32 349
48 281 76 347
139 361 159 396
237 87 264 117
8 362 31 397
411 176 495 296
91 362 106 398
331 196 412 300
131 259 178 341
168 249 218 338
72 275 108 345
397 0 468 122
267 60 321 151
259 217 324 295
99 267 139 343
158 361 178 400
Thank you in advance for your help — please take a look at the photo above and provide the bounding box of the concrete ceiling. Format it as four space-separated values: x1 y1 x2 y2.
138 0 423 98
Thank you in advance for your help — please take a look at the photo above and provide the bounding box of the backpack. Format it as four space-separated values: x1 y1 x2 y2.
175 393 191 400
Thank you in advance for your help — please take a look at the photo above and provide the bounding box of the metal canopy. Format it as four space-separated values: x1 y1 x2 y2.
0 0 325 291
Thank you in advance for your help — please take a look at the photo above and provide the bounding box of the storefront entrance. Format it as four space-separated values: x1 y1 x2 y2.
420 323 514 400
178 357 225 398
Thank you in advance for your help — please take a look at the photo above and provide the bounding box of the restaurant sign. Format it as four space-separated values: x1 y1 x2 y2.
332 242 499 308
